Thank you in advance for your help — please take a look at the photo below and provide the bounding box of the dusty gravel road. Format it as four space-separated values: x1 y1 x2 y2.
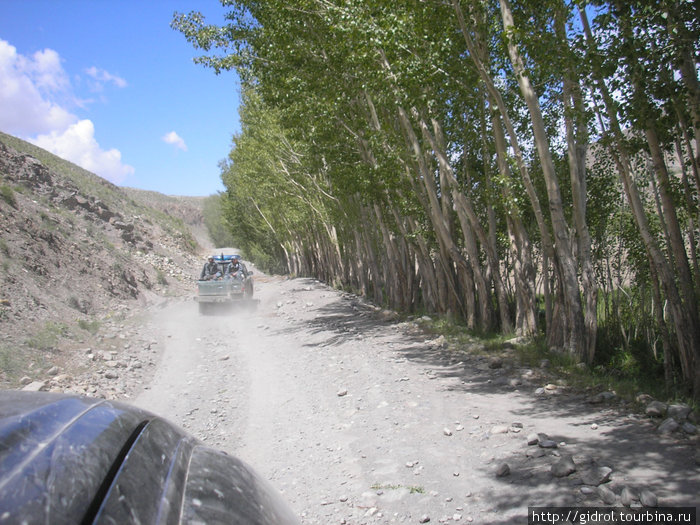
130 272 698 524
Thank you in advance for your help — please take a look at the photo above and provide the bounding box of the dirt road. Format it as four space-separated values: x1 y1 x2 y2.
131 273 698 524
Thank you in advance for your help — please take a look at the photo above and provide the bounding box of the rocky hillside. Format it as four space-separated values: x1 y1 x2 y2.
0 131 209 389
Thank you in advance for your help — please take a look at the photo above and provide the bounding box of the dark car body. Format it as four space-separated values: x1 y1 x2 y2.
0 391 298 524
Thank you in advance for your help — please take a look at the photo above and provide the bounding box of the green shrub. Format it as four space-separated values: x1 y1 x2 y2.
1 185 17 208
156 269 168 286
25 322 69 351
77 319 100 334
68 296 81 311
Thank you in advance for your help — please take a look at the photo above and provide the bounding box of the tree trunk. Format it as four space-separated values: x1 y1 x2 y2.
452 0 554 338
490 104 538 335
359 205 384 305
580 7 700 398
555 4 598 362
398 106 470 320
415 113 494 329
674 135 700 286
499 0 586 358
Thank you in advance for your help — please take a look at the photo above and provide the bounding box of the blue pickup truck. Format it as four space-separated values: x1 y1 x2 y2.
196 254 254 314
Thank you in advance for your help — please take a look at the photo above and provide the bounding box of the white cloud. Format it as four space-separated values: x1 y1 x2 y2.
0 40 75 135
32 120 134 184
162 131 187 151
0 39 133 184
85 66 127 91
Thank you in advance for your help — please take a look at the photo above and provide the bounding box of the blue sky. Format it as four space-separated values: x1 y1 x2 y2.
0 0 240 196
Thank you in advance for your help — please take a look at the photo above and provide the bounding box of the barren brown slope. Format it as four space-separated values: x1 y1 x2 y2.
0 131 206 389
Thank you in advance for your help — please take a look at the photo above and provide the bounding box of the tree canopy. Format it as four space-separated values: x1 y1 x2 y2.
174 0 700 399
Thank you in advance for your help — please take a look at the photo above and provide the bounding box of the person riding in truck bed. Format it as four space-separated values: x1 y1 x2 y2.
200 256 221 280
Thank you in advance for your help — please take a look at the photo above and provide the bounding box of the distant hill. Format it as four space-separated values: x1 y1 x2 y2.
0 131 210 388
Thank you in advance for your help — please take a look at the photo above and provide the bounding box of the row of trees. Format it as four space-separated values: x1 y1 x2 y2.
174 0 700 398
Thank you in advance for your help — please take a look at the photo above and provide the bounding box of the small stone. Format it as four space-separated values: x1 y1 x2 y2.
22 380 47 392
551 456 576 477
20 376 32 385
621 487 637 507
491 425 509 434
600 391 617 401
339 496 348 502
572 454 594 467
636 393 654 404
667 404 691 420
658 418 679 434
527 433 539 446
545 383 557 391
538 440 558 449
681 422 697 434
640 489 658 508
590 423 599 430
535 387 546 395
646 401 668 417
443 428 453 436
495 463 510 477
47 366 59 376
588 393 605 403
488 358 503 369
598 485 617 505
453 514 462 522
337 389 348 397
580 486 596 495
526 448 546 458
581 466 612 486
419 515 431 523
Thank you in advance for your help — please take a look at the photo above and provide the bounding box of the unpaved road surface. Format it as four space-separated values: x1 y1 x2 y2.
130 274 698 524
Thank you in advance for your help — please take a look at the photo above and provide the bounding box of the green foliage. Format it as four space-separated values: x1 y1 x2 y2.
77 318 101 335
174 1 700 396
25 322 69 351
156 269 168 286
0 343 46 386
1 185 17 208
202 193 237 248
371 483 424 494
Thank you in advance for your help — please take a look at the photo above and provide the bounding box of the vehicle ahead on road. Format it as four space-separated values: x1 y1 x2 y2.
0 391 299 525
197 254 254 314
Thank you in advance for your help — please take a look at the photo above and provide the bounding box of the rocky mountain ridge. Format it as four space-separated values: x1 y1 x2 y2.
0 131 207 388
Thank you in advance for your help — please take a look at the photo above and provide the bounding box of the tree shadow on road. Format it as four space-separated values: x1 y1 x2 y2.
273 292 700 517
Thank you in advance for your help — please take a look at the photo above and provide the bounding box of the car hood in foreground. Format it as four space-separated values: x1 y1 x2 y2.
0 391 298 525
